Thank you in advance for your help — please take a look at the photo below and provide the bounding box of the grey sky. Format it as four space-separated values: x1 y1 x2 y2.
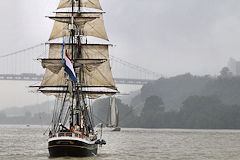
0 0 240 108
1 0 240 75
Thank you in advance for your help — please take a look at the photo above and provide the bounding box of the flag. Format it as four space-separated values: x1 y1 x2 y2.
61 37 65 64
64 51 77 83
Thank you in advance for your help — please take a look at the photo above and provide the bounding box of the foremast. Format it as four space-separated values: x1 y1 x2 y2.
36 0 118 136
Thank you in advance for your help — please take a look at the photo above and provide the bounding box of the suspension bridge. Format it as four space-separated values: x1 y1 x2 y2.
0 43 160 85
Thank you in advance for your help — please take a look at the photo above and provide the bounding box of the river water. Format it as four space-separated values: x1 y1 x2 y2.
1 125 240 160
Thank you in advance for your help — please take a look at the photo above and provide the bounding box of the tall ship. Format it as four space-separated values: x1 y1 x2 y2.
107 97 121 131
33 0 118 157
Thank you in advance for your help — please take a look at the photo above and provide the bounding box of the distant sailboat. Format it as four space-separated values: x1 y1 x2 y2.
107 97 121 131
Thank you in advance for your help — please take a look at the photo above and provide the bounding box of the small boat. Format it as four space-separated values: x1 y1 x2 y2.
112 127 121 131
107 97 121 132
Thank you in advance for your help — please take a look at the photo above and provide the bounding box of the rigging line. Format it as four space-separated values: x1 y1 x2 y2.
89 99 94 126
63 103 71 126
56 93 66 131
118 110 134 123
52 96 59 132
110 55 160 78
92 114 106 125
88 98 95 128
56 90 68 125
53 87 64 132
0 43 44 58
118 104 141 124
43 97 52 135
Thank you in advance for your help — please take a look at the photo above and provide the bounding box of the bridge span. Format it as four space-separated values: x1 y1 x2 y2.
0 73 154 85
0 43 160 85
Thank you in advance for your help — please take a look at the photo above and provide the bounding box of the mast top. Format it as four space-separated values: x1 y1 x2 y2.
57 0 103 11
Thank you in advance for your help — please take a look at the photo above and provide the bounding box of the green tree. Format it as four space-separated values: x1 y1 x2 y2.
220 67 232 78
140 96 165 128
141 96 164 115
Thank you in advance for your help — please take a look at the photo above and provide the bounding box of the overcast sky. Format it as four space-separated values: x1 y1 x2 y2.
1 0 240 108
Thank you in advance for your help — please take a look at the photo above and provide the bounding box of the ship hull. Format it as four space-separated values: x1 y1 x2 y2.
112 127 121 132
48 137 98 157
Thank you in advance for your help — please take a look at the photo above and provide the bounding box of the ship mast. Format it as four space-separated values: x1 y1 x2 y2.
69 0 75 128
70 0 92 133
76 0 81 128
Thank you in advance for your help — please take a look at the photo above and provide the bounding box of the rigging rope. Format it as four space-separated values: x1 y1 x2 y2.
110 55 160 79
0 43 44 58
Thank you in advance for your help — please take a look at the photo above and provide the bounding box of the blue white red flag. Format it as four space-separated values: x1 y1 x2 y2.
64 51 77 83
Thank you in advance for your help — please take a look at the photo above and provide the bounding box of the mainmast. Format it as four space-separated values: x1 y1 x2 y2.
75 0 81 128
69 0 75 129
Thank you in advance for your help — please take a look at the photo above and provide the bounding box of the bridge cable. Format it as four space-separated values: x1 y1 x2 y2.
110 55 160 79
0 43 44 58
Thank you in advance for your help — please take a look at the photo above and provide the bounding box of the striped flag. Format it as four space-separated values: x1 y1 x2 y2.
64 51 77 83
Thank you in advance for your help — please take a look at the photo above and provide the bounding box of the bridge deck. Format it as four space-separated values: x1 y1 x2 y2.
0 74 154 85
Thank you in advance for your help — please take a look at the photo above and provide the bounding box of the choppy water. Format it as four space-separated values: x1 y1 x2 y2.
1 125 240 160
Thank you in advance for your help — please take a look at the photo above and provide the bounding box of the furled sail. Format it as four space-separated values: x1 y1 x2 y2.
58 0 103 10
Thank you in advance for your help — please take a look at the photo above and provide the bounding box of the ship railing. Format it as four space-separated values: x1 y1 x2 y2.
54 132 90 141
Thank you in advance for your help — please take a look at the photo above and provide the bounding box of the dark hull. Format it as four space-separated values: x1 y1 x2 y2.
112 127 121 131
48 138 98 157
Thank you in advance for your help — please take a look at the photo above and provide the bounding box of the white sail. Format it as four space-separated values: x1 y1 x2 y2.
40 44 71 87
41 68 67 87
110 97 116 127
83 14 109 40
49 14 108 41
40 44 116 90
38 0 117 98
81 45 116 89
49 21 68 41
